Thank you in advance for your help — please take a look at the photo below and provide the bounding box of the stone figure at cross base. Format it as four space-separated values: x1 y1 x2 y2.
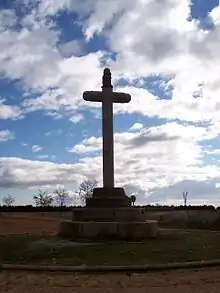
83 68 132 208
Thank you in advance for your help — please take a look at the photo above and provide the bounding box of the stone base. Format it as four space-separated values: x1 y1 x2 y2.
86 187 131 208
59 220 159 241
72 207 146 222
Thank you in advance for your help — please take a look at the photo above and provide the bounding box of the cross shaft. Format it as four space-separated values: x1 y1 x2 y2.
83 68 131 188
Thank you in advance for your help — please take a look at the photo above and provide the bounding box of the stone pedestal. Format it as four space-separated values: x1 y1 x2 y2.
86 187 131 208
60 220 159 240
59 187 159 241
72 207 145 222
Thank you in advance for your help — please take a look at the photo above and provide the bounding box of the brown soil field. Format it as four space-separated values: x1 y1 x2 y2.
1 212 220 292
0 213 63 235
1 268 220 293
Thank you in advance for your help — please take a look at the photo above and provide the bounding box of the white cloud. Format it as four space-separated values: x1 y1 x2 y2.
65 122 220 203
59 40 85 57
45 129 63 136
0 4 110 123
205 149 220 155
129 123 143 132
0 99 23 120
68 0 220 128
0 130 15 142
210 5 220 25
44 111 63 120
1 120 220 205
21 52 106 117
0 156 99 188
0 0 218 127
0 9 17 30
37 155 49 159
69 113 84 123
21 142 28 147
2 0 220 205
0 24 61 92
68 136 102 154
32 145 43 152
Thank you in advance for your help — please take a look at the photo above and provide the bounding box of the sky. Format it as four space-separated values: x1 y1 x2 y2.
1 0 220 206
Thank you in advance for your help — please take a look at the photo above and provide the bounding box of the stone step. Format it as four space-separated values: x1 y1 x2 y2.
72 207 146 222
59 220 159 240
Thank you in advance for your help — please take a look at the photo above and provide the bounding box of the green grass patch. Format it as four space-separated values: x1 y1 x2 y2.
1 231 220 266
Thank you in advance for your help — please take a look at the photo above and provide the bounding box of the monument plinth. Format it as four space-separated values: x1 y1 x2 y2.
86 187 131 208
59 68 159 240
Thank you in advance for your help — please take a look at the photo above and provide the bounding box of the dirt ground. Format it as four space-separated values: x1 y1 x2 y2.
0 210 218 235
1 268 220 293
0 213 62 235
1 212 220 292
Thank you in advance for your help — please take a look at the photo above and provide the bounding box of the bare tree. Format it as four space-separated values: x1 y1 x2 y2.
78 179 98 204
54 188 70 207
2 194 15 206
33 189 53 207
54 187 71 215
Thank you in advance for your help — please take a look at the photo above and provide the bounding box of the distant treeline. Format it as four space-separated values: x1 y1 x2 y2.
0 205 73 213
142 204 217 211
0 204 218 212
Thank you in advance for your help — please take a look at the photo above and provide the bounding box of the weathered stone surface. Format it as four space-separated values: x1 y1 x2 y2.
59 220 159 240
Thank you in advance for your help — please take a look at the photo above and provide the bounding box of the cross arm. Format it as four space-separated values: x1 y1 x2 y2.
112 92 131 103
83 91 131 103
83 91 103 102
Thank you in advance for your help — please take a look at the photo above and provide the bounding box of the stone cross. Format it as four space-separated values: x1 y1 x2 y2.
83 68 131 188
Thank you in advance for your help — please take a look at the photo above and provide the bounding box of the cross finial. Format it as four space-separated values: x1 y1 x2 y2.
102 68 113 89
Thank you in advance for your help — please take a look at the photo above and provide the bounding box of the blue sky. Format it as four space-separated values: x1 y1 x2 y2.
1 0 220 206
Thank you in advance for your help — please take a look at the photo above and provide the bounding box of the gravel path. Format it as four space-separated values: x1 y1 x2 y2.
1 267 220 293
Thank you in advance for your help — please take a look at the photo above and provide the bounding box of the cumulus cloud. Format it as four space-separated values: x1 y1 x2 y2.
1 120 220 205
68 136 102 154
0 130 15 142
147 180 220 206
0 8 104 122
127 132 179 148
1 0 220 205
0 9 17 30
0 99 24 120
0 157 99 188
21 142 28 147
32 145 43 152
59 40 85 57
0 0 219 126
69 113 84 123
129 123 143 132
64 121 220 204
37 155 49 159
